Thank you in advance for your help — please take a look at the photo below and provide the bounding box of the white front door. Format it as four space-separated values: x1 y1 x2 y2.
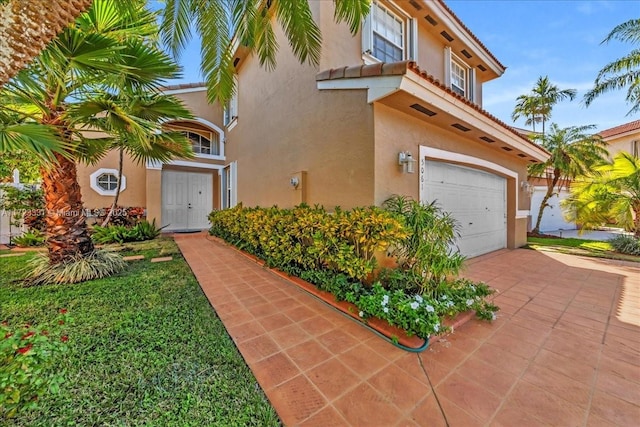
422 161 507 258
162 171 213 231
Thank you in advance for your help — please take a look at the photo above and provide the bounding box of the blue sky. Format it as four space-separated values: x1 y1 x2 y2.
166 0 637 132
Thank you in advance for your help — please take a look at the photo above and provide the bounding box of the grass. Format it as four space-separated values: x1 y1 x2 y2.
527 236 640 262
0 238 280 426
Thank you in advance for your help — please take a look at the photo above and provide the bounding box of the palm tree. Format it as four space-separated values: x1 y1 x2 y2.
160 0 371 102
512 76 576 135
584 18 640 116
529 124 609 234
0 0 94 86
563 152 640 237
512 94 541 133
0 0 191 270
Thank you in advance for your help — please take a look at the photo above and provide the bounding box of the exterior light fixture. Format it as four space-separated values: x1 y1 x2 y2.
398 151 416 174
521 181 535 196
290 177 299 188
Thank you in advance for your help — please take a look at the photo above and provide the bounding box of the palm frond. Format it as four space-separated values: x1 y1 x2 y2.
334 0 371 33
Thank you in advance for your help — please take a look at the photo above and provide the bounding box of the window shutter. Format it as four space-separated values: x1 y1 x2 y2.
444 46 452 87
362 13 373 55
469 67 476 103
408 18 417 61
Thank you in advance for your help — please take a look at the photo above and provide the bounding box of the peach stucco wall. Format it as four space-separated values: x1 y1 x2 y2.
605 132 639 158
227 14 375 210
372 103 531 248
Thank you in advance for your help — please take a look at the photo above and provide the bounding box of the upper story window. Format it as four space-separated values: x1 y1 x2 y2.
223 76 239 130
445 47 475 102
363 1 416 64
450 58 467 97
185 131 219 156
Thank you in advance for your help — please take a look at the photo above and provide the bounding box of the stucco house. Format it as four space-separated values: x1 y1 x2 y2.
600 119 640 159
78 0 549 258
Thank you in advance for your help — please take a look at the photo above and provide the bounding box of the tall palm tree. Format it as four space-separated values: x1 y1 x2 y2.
0 0 191 268
160 0 371 103
584 18 640 116
512 94 541 133
512 76 576 135
0 0 94 86
529 123 608 234
563 152 640 237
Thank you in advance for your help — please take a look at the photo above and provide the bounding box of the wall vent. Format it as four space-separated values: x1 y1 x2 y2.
440 31 454 42
480 136 495 143
410 103 437 117
425 15 438 25
501 146 513 151
517 153 527 158
409 0 422 10
461 49 472 59
477 64 487 72
233 57 240 67
451 123 470 132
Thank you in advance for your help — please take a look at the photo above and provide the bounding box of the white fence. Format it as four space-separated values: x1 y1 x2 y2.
0 183 38 245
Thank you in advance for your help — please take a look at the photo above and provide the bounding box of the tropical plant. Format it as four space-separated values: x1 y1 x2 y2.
91 219 165 244
512 75 576 135
529 124 609 234
160 0 371 102
0 151 41 183
12 231 45 247
24 249 126 286
0 0 192 278
563 151 640 237
584 18 640 116
608 234 640 255
382 195 465 296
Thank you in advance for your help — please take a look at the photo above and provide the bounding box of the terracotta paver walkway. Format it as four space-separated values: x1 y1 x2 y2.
175 234 640 426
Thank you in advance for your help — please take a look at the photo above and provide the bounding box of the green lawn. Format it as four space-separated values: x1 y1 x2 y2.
527 236 640 262
0 238 280 426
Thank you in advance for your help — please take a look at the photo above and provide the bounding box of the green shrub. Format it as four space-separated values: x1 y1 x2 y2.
24 250 126 286
609 235 640 255
12 231 45 247
0 310 71 419
91 220 164 244
209 204 407 281
382 195 465 296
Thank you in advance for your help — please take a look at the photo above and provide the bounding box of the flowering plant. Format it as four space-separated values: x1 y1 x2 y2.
0 309 71 418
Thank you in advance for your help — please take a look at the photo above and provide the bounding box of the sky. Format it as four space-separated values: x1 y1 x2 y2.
165 0 638 133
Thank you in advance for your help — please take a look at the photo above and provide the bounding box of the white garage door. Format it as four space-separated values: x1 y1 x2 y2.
422 161 506 258
162 171 213 231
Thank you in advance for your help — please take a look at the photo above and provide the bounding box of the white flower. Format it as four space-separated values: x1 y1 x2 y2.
426 305 435 313
383 307 389 313
359 311 364 318
491 312 497 321
446 301 454 308
415 318 420 323
470 285 476 292
466 299 474 306
440 295 448 300
381 300 388 307
433 323 440 332
410 301 420 310
414 295 424 303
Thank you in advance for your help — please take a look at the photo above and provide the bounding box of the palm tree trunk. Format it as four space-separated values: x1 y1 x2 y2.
634 205 640 239
532 170 560 234
41 153 94 264
101 147 124 227
0 0 93 86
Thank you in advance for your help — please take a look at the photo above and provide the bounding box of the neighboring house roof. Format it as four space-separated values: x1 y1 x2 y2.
433 0 505 71
598 120 640 139
316 60 547 157
162 82 207 91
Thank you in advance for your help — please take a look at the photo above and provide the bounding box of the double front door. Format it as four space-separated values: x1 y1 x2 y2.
161 171 212 231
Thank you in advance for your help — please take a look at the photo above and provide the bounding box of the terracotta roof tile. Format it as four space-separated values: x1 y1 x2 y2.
598 120 640 139
316 60 546 156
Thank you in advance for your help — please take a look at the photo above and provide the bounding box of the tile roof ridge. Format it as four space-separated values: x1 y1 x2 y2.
598 119 640 138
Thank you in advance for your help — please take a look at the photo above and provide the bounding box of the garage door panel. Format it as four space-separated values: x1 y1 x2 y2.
423 161 506 258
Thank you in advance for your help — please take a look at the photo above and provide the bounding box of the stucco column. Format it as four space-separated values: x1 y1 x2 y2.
146 168 162 225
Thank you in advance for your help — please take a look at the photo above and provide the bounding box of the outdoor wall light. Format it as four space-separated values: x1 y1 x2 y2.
398 151 416 174
521 181 535 196
290 177 299 188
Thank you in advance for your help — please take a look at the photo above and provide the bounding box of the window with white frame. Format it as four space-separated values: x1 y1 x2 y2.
184 131 220 156
223 77 239 128
222 162 237 209
363 1 415 63
90 168 126 196
445 47 475 102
